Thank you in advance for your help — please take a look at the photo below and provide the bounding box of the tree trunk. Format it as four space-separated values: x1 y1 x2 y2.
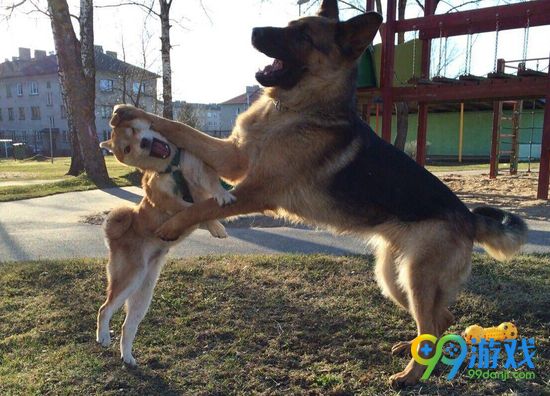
47 0 109 185
67 126 84 175
61 67 84 175
64 91 84 175
393 0 409 151
159 0 173 119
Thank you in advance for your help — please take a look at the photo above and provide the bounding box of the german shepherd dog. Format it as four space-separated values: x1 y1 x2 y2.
110 0 527 386
96 118 234 367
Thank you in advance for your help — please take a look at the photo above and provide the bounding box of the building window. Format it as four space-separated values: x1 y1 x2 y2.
31 106 41 120
46 92 53 106
6 84 12 98
16 83 23 96
36 130 43 143
60 105 67 119
100 105 111 119
99 79 113 92
46 81 51 89
18 107 25 120
8 108 14 121
63 130 68 142
30 81 39 95
132 82 141 94
0 109 2 121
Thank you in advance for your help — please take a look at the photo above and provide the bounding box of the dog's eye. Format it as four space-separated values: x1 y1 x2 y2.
124 146 131 154
301 32 314 45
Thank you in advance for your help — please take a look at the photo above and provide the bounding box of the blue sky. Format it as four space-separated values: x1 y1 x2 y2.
1 0 548 103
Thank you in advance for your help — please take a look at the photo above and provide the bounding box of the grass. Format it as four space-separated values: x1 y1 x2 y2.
0 156 139 202
0 254 548 395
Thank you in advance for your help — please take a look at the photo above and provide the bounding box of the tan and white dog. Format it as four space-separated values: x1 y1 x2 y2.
96 114 235 367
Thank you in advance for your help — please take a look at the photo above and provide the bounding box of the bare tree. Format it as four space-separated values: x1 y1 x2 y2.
159 0 173 119
96 0 176 119
67 0 96 175
116 29 158 108
48 0 109 184
176 102 202 129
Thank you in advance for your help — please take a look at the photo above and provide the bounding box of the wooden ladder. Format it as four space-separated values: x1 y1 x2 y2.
491 100 522 177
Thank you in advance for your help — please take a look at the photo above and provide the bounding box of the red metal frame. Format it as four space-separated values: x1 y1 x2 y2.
397 0 550 39
538 92 550 199
415 0 435 165
364 0 550 199
490 101 501 179
379 0 396 142
359 76 550 103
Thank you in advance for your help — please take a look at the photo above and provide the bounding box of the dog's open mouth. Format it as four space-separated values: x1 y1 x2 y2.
255 58 289 86
149 138 171 159
258 58 284 77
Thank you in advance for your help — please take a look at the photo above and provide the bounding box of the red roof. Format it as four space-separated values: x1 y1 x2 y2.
221 88 263 105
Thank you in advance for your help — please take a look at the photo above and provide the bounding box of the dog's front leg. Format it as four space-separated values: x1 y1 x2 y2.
155 183 273 241
110 105 248 182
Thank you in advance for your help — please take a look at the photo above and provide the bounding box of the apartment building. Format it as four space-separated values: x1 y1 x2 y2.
173 101 222 136
0 47 159 156
219 85 262 136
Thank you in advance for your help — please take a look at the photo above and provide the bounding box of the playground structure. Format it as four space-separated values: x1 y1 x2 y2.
358 0 550 199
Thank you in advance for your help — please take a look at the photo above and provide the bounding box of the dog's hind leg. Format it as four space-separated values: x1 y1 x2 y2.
120 251 165 368
374 239 408 310
373 239 413 356
389 253 439 387
389 229 472 387
96 251 147 348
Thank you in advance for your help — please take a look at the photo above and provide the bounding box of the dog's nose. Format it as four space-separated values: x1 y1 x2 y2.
252 27 264 43
140 138 150 149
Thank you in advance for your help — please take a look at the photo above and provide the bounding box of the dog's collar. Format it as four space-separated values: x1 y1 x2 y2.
159 148 193 202
271 99 290 112
161 147 182 174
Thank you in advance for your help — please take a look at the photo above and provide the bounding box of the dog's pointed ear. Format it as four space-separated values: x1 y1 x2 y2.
317 0 339 20
99 139 114 152
337 12 383 59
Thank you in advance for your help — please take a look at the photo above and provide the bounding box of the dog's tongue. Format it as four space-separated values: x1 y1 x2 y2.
150 138 171 159
261 59 284 75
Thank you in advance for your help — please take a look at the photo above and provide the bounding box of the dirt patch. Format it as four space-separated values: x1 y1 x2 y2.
80 210 289 228
0 172 38 180
80 210 110 225
439 171 549 221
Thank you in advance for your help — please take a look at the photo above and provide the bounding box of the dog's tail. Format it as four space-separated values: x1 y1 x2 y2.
472 206 527 261
103 207 134 240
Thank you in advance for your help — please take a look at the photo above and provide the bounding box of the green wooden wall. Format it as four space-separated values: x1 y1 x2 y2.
368 109 545 159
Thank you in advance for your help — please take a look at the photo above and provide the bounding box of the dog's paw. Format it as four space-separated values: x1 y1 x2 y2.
155 218 185 242
206 221 228 239
215 191 236 207
389 360 424 388
96 328 111 347
110 104 149 128
121 355 138 369
391 340 412 356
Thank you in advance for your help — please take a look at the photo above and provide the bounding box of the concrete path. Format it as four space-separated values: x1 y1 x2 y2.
0 187 548 262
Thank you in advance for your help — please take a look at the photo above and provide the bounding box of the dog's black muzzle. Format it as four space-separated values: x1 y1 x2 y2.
252 27 288 59
140 138 151 149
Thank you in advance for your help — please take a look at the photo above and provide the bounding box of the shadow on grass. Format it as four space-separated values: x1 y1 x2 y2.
0 255 548 395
